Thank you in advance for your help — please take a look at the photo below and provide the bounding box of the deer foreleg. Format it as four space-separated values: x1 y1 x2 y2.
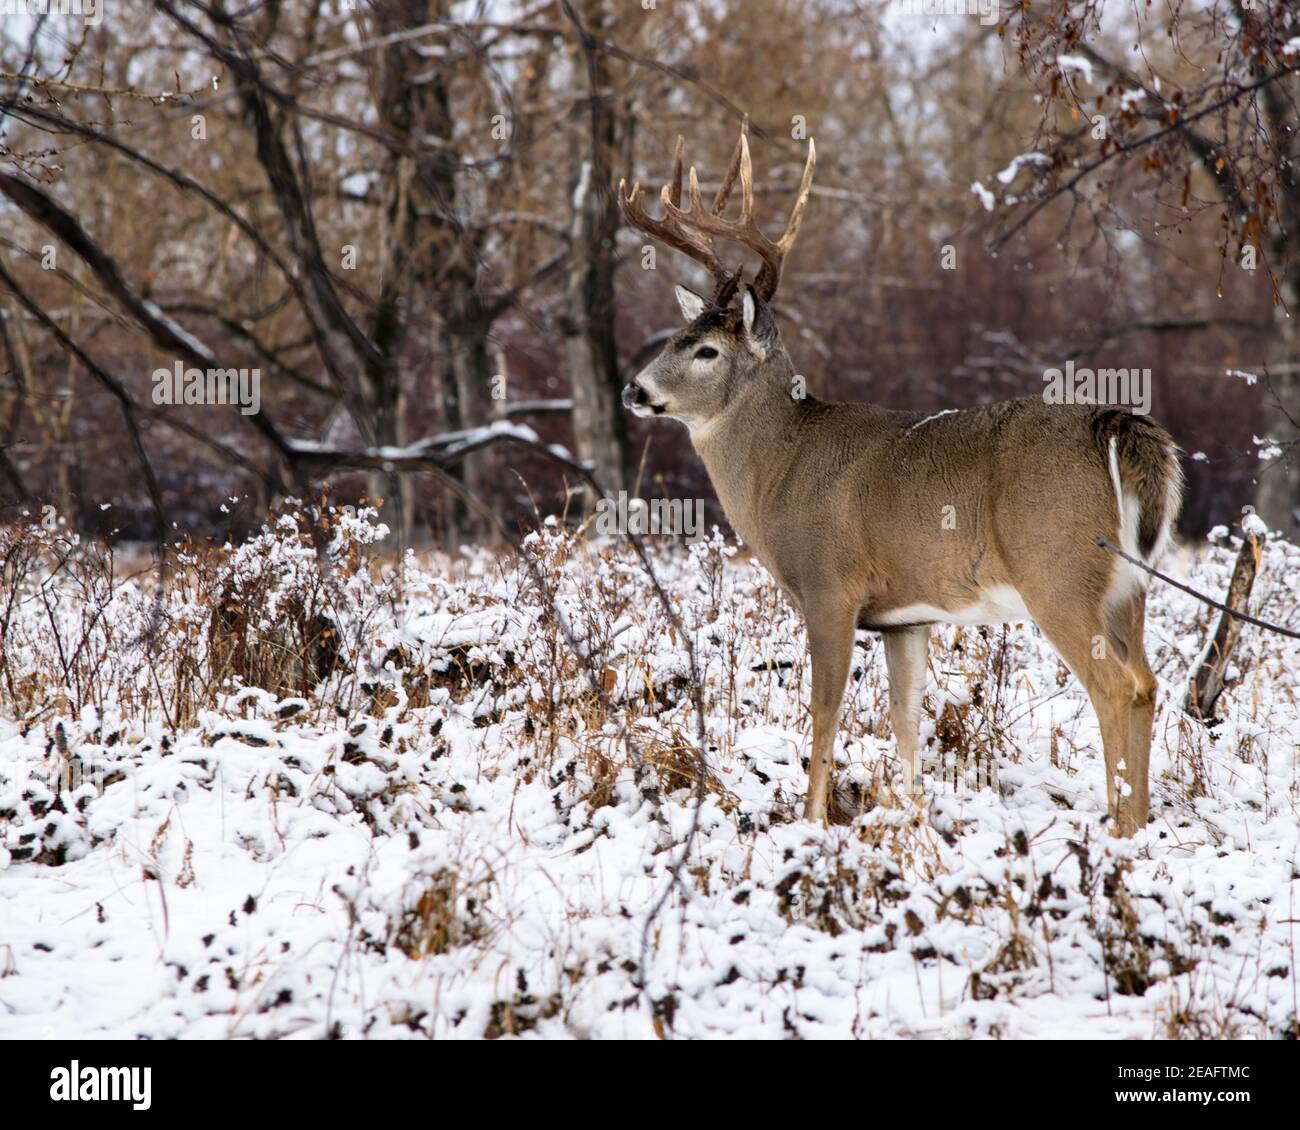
802 597 856 823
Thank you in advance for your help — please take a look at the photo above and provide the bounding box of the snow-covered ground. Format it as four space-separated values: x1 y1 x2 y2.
1 512 1297 1039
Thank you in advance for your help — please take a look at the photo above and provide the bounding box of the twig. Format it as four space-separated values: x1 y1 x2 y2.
994 60 1300 250
1095 537 1299 639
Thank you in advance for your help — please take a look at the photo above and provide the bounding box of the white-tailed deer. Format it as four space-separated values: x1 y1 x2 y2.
618 127 1183 836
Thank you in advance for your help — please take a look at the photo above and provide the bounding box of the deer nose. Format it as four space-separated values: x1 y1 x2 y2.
622 383 648 408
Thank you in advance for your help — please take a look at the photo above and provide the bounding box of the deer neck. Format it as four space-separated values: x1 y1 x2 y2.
690 363 804 552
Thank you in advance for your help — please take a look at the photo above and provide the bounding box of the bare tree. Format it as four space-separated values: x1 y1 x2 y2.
559 0 631 500
0 2 572 542
993 1 1300 536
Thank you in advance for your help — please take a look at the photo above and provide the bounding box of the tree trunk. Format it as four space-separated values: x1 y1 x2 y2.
365 398 414 559
447 291 495 542
562 0 631 503
385 0 493 546
1253 258 1300 539
1254 78 1300 540
1253 372 1300 540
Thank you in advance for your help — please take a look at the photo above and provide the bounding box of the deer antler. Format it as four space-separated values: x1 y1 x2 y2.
618 135 742 307
617 125 816 307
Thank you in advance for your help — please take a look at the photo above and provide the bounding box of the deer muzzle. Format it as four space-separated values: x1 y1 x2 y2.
623 383 665 416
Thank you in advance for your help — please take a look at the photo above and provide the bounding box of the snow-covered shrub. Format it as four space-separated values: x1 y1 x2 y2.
0 517 1296 1037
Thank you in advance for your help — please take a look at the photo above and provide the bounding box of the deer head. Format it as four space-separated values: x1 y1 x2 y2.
618 127 816 432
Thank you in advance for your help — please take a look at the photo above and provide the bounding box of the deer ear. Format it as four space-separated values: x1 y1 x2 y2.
675 285 706 323
741 285 777 355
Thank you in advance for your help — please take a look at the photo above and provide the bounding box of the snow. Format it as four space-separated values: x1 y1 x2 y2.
0 514 1298 1039
340 173 372 196
138 299 216 367
970 181 995 211
286 420 543 462
437 420 540 458
571 160 592 215
907 409 959 431
1057 55 1095 84
1242 511 1269 539
996 153 1049 186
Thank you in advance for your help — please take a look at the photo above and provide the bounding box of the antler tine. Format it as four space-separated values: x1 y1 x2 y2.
687 166 706 219
711 123 747 216
668 135 685 208
738 132 754 223
775 137 816 254
743 135 815 300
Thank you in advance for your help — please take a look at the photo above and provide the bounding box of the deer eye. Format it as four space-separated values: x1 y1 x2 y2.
694 346 719 360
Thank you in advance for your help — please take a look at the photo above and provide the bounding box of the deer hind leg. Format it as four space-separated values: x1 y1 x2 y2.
801 595 857 824
1023 593 1155 837
882 626 929 796
1109 591 1156 834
